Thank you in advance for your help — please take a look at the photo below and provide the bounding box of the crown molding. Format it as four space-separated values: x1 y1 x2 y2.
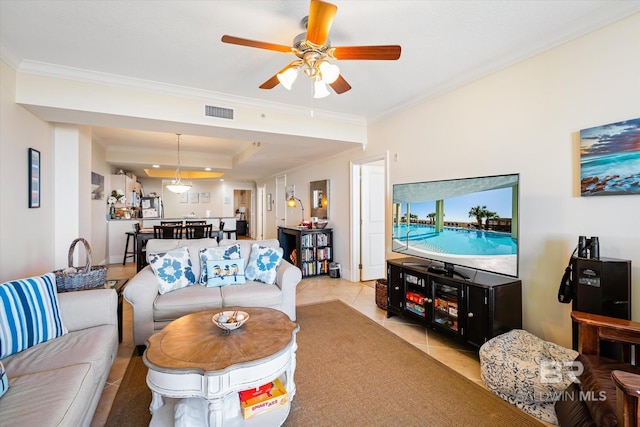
15 60 366 125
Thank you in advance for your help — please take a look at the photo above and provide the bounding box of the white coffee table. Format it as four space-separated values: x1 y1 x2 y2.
143 307 299 427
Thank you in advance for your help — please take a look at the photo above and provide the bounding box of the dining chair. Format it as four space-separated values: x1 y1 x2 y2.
185 224 212 239
222 218 237 239
153 225 183 239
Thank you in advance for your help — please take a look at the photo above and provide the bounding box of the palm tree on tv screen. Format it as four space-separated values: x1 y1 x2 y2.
468 205 498 229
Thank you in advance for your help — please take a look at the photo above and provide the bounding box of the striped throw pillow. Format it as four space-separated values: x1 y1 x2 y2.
0 273 68 358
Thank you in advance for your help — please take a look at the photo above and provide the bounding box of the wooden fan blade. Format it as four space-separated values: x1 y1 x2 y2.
331 45 401 60
259 62 299 89
221 35 292 53
329 74 352 94
306 0 337 46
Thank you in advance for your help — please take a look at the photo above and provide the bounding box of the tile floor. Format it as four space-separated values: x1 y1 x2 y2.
90 262 545 426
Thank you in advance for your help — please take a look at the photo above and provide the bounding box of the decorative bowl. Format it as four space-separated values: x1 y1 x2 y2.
315 221 328 229
212 311 249 332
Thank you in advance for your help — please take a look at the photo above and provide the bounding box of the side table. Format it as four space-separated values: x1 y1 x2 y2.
104 278 128 342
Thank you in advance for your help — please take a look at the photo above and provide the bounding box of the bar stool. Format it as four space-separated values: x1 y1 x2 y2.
123 231 136 265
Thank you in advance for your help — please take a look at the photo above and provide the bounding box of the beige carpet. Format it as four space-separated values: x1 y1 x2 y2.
106 300 543 426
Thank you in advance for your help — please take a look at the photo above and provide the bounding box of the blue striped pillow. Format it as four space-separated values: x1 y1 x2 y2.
0 273 67 358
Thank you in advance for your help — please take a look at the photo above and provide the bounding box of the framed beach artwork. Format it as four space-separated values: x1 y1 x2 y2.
28 148 41 208
580 117 640 196
91 172 104 200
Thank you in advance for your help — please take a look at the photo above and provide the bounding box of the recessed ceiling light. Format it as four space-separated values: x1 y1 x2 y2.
152 164 160 168
219 179 224 182
205 167 211 171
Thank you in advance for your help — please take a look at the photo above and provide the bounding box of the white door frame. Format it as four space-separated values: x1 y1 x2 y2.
256 185 265 240
349 152 389 282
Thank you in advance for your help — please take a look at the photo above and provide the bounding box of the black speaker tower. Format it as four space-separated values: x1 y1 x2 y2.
571 256 631 358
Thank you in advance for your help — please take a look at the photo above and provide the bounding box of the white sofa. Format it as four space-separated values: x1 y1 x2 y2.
0 287 118 427
124 238 302 347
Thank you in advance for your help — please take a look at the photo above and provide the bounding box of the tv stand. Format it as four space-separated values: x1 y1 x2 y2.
387 257 522 348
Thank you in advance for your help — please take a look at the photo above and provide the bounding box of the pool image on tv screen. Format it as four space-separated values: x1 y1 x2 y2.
392 174 519 277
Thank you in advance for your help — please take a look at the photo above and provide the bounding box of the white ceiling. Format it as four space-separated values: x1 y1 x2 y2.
2 0 639 181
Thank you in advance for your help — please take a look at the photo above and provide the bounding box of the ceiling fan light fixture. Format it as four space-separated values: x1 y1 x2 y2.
165 134 193 194
277 67 298 90
318 60 340 84
313 79 330 98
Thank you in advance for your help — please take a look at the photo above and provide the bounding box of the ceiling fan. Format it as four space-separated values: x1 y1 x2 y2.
221 0 401 97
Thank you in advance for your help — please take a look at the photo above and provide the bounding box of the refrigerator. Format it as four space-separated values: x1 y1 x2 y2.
141 196 163 218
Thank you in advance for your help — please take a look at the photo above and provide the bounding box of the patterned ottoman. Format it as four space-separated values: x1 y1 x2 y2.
479 329 578 425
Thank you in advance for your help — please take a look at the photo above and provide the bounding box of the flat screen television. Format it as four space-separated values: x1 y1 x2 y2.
392 173 519 278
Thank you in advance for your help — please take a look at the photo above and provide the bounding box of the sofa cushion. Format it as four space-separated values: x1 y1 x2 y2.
0 273 67 358
221 281 283 308
245 244 284 285
3 325 116 389
0 360 7 398
146 238 218 281
153 285 224 322
148 247 197 295
199 243 242 285
206 258 246 287
0 363 94 427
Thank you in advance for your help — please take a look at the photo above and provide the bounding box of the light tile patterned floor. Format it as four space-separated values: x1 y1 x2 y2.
91 263 540 426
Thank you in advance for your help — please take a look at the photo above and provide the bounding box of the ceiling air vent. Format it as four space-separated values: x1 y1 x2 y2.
205 105 234 120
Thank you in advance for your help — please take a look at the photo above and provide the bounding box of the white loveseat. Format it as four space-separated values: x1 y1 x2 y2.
124 238 302 347
0 280 118 427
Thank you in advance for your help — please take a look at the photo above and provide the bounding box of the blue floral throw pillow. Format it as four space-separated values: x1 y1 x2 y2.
0 360 8 398
206 258 246 287
245 244 283 285
148 247 196 295
199 244 241 285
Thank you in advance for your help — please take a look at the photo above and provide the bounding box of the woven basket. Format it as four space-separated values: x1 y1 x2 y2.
54 238 107 292
375 278 388 310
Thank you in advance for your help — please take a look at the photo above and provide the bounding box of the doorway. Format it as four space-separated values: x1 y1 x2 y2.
350 153 388 282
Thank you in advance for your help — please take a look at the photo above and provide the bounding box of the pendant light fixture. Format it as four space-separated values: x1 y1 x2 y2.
165 134 192 194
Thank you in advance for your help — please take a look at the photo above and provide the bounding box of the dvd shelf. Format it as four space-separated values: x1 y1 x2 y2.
278 226 333 278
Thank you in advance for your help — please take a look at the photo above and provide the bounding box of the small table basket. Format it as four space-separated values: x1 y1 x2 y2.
53 238 107 292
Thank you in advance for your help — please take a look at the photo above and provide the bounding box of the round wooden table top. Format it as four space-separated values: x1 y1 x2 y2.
144 307 298 373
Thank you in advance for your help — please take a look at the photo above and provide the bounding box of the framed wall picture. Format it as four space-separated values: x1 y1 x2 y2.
91 172 104 200
580 117 640 196
28 148 40 208
200 192 210 203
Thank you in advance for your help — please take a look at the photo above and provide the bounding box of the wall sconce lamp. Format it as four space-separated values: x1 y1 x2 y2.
287 196 305 222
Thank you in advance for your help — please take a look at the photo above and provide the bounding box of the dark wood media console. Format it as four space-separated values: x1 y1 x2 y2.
387 257 522 348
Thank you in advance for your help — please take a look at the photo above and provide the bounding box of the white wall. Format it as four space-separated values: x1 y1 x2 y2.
259 13 640 347
0 59 55 282
91 139 110 265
